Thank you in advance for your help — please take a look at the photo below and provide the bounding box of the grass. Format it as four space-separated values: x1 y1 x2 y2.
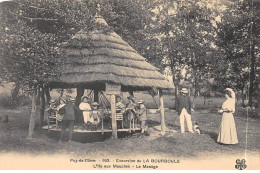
0 95 259 160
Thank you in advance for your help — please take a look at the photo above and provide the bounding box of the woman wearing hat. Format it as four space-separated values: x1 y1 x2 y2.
79 96 92 129
217 88 238 144
175 88 194 134
125 96 137 129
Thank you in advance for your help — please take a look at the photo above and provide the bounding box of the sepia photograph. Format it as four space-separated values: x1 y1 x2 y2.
0 0 259 170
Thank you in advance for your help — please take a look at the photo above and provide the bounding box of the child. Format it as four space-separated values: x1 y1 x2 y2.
79 96 92 129
135 100 147 137
56 97 67 127
116 95 125 113
90 102 101 131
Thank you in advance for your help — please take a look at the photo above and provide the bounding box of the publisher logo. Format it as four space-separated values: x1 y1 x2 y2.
235 159 247 170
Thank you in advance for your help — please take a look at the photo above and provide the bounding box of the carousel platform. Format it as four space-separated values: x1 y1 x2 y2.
42 125 141 133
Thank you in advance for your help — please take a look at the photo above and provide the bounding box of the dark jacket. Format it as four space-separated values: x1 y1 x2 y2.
59 103 78 121
175 95 193 115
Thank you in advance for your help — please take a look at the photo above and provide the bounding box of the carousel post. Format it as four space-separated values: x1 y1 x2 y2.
110 94 117 139
159 89 166 135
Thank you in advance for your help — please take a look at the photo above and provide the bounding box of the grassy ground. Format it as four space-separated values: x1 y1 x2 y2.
0 97 259 160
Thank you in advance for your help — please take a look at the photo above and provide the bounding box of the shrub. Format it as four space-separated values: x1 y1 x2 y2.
0 93 31 108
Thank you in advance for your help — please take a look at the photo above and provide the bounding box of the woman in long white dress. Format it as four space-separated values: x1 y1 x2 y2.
217 88 238 144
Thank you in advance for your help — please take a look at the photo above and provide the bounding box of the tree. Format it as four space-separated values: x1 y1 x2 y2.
215 0 260 106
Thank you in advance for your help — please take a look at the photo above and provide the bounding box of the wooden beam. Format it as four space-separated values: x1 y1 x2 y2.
110 94 117 139
39 87 45 127
94 89 99 103
159 89 166 135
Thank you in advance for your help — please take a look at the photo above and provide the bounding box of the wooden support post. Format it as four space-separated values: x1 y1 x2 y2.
94 89 99 103
39 87 45 127
28 88 37 139
110 94 117 139
159 89 166 135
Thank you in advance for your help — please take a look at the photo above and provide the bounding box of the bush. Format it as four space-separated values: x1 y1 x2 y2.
0 93 31 108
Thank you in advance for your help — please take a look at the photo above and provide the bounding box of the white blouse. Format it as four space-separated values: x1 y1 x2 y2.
222 98 235 113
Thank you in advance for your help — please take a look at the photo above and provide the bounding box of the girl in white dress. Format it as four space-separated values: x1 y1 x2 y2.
79 96 92 128
217 88 238 144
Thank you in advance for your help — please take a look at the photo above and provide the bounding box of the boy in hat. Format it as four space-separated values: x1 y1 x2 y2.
59 97 79 143
79 96 92 129
175 88 194 134
135 100 147 136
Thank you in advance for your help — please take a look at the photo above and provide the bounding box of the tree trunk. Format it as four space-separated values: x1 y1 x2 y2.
159 89 166 135
11 82 21 107
248 43 256 107
242 88 245 106
27 88 37 139
39 87 45 127
36 87 40 106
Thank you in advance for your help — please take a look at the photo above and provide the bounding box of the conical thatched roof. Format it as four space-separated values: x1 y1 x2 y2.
45 15 174 91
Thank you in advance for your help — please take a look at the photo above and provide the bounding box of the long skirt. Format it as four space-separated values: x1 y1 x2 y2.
217 112 238 144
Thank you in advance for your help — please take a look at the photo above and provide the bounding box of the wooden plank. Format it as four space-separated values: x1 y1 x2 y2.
159 89 166 135
106 83 121 95
110 94 118 139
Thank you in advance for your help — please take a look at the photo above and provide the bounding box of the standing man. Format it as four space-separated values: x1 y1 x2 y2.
175 88 194 134
59 97 77 143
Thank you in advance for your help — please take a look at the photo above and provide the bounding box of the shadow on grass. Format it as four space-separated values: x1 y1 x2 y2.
203 131 218 143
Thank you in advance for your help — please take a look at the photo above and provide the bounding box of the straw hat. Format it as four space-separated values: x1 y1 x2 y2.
181 88 188 93
49 99 56 104
81 96 89 100
138 100 145 104
116 95 122 99
59 97 67 103
91 102 99 106
69 97 75 102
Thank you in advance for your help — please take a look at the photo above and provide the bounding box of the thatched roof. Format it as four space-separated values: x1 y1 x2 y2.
45 15 174 91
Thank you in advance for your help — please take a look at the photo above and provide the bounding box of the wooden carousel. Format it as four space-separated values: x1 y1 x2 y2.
40 12 174 139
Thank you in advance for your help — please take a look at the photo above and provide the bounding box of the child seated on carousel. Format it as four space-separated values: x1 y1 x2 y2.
45 99 57 117
89 102 101 131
